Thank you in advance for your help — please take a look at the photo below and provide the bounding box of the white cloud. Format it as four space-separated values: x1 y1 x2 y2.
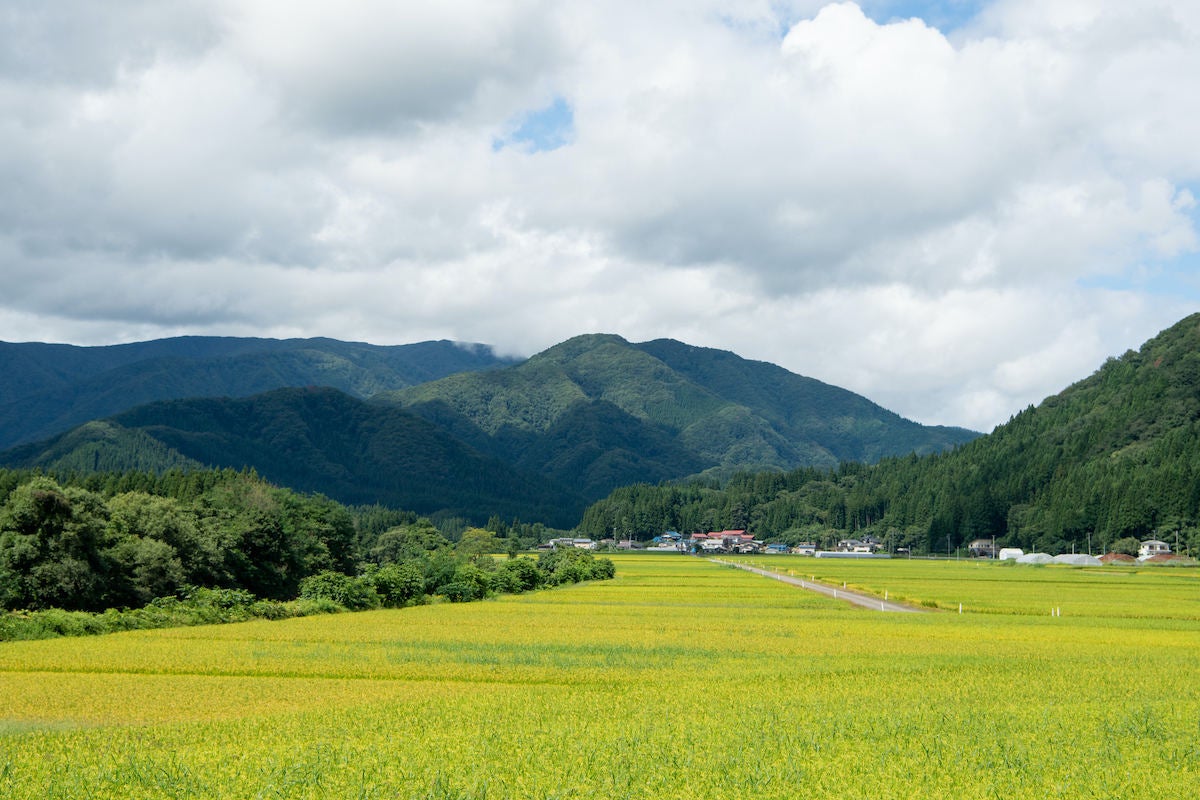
219 0 565 134
0 0 1198 431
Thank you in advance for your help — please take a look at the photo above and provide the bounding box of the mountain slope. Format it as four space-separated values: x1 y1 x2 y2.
0 336 516 450
578 312 1200 553
2 387 584 527
888 311 1200 548
634 338 974 462
380 333 978 489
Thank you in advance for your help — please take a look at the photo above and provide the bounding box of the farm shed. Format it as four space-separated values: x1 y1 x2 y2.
1052 554 1102 566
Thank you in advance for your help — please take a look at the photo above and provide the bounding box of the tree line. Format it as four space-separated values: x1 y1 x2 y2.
0 468 611 623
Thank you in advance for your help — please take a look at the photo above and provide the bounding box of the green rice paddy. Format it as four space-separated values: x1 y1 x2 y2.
1 555 1197 798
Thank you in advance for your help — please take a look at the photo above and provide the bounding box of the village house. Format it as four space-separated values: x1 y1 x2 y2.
968 539 996 558
688 530 759 553
547 537 598 550
1138 539 1171 560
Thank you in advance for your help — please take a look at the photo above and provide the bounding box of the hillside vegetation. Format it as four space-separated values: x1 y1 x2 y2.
382 333 977 493
0 336 515 450
580 314 1200 555
1 389 585 527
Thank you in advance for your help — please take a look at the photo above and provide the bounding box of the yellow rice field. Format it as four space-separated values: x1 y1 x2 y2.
733 554 1200 619
1 555 1198 798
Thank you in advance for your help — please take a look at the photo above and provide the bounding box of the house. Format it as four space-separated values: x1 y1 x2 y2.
792 542 817 556
1138 539 1171 560
967 539 996 558
549 537 597 550
688 530 758 553
765 543 790 554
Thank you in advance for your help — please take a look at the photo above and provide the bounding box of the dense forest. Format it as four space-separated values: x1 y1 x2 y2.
0 335 515 450
384 333 977 489
0 467 602 623
1 389 587 527
580 315 1200 557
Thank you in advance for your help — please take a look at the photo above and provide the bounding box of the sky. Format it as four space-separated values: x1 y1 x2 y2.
2 0 1198 433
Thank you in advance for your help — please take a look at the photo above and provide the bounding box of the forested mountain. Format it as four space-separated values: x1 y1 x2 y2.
0 336 516 450
1 388 584 527
379 333 978 495
579 313 1200 556
0 332 979 527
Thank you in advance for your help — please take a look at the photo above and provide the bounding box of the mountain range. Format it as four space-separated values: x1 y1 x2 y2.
0 333 977 525
0 336 516 451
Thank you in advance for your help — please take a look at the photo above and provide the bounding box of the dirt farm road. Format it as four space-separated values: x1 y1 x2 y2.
715 559 927 612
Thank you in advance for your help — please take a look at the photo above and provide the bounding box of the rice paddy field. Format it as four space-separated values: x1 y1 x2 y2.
1 554 1198 799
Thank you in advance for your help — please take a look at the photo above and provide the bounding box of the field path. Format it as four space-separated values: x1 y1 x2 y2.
715 559 927 612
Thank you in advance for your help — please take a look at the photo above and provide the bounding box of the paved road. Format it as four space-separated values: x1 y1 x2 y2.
715 560 926 612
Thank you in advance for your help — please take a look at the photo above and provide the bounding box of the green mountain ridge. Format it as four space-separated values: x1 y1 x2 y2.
383 333 978 482
0 336 516 450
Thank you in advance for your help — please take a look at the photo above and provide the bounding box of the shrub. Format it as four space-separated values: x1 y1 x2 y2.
298 571 381 611
367 562 426 607
439 581 477 603
450 564 491 599
538 548 616 586
494 557 543 593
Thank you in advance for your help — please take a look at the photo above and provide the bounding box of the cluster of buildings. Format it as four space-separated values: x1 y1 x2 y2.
547 533 1183 561
647 531 889 556
978 538 1179 561
687 530 760 553
542 537 599 550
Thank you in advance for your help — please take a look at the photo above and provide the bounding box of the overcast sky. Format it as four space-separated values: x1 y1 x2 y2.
2 0 1198 432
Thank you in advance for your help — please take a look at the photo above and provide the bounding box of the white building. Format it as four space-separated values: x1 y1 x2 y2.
1138 540 1171 560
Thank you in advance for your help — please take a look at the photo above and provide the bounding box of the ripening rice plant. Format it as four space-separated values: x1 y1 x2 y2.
739 553 1200 618
0 555 1197 799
